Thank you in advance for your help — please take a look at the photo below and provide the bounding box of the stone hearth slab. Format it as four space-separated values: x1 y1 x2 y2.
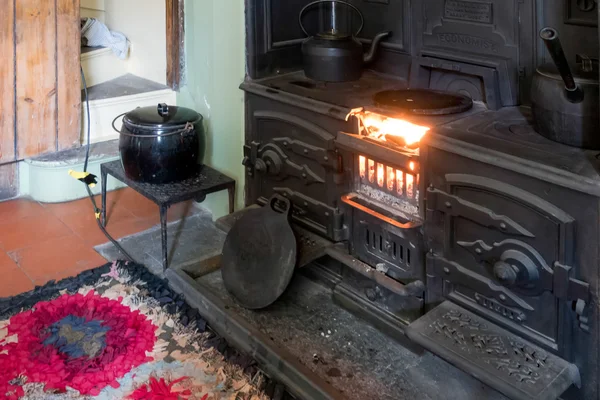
95 210 225 275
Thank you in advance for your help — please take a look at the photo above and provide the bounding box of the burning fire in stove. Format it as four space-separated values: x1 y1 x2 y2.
347 110 430 148
359 155 417 199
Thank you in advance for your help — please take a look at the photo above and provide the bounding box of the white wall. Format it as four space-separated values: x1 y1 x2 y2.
103 0 167 85
177 0 246 217
81 0 105 22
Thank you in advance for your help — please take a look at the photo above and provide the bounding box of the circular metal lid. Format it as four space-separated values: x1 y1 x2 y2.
373 89 474 115
123 103 202 133
221 195 297 310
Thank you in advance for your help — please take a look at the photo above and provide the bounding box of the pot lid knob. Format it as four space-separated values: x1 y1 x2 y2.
157 103 169 117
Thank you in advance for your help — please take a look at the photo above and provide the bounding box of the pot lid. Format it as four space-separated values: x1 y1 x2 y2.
373 89 473 115
123 103 202 131
536 62 599 86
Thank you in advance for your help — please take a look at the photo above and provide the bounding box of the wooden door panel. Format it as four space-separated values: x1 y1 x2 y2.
16 0 58 158
0 0 16 163
57 0 81 150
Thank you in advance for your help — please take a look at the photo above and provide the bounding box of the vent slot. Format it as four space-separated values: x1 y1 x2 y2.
361 227 408 265
352 207 422 281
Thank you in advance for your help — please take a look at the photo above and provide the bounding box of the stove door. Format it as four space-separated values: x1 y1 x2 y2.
244 110 347 242
424 173 589 355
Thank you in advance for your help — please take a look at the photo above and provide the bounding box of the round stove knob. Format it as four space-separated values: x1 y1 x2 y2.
493 261 518 286
261 150 282 176
254 159 267 173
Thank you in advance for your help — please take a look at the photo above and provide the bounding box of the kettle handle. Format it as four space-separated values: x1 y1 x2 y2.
299 0 364 38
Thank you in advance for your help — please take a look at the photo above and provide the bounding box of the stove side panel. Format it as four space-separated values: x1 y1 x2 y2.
423 144 599 400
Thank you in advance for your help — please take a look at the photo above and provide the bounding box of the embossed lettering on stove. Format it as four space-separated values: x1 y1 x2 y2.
437 33 499 53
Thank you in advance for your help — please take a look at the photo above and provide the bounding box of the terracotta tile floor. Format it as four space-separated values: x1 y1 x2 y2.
0 187 196 298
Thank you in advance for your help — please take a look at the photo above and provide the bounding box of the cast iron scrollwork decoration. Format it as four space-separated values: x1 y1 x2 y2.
433 309 555 386
426 187 534 238
243 141 325 185
431 309 551 386
272 137 338 169
458 239 589 304
458 239 546 295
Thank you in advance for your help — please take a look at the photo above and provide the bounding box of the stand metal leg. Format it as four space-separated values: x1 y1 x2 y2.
227 184 235 214
101 169 108 226
160 205 169 271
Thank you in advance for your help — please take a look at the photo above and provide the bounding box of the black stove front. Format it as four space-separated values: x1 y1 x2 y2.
241 1 600 399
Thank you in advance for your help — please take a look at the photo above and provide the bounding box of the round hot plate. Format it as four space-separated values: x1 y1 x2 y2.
373 89 473 115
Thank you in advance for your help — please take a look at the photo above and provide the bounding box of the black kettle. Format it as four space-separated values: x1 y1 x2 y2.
299 0 391 82
530 27 599 149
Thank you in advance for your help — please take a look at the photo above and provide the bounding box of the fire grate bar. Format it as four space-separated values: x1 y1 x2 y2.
405 301 580 400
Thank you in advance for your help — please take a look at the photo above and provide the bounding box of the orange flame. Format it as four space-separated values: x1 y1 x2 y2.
348 110 430 147
396 169 404 195
377 163 384 187
406 174 414 198
359 156 366 179
386 167 395 191
368 159 375 183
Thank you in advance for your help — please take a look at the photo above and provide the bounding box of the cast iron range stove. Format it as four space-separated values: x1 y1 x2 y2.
236 1 600 399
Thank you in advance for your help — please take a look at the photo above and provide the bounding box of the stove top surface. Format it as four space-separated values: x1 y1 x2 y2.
247 71 600 192
254 70 487 126
257 70 407 110
435 107 600 187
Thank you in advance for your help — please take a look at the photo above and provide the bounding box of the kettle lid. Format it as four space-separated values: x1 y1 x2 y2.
315 29 352 40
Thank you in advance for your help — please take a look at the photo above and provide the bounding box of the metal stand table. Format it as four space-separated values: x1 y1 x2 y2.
100 160 235 270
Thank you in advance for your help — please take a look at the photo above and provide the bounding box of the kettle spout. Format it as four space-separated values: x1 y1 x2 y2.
364 31 391 65
540 27 584 103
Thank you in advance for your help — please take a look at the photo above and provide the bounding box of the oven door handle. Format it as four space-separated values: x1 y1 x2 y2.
341 194 422 230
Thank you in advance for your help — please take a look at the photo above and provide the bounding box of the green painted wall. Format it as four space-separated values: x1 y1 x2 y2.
177 0 246 219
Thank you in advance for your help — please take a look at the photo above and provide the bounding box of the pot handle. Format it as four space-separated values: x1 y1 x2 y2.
111 112 128 134
299 0 364 38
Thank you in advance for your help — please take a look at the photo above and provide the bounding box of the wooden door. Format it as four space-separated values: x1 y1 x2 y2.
1 0 81 163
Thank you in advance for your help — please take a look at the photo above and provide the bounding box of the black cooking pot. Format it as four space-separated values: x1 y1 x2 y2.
113 103 205 184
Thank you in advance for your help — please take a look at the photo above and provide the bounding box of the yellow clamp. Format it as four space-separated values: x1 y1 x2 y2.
69 170 97 188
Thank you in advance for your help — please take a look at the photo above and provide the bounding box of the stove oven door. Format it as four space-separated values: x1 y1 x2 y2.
243 110 347 242
423 172 589 353
406 171 587 400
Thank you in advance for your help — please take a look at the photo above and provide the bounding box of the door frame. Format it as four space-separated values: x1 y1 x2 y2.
166 0 184 90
